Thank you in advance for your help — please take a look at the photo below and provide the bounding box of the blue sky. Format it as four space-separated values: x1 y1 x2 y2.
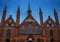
0 0 60 24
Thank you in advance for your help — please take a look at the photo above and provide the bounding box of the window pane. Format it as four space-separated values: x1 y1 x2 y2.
37 39 41 42
21 26 26 34
7 30 11 37
28 24 32 34
34 26 40 34
50 30 53 37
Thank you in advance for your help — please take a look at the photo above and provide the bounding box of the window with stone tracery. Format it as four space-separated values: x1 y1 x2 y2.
28 24 32 34
21 26 26 34
37 38 41 42
50 30 53 37
34 26 40 34
7 29 11 37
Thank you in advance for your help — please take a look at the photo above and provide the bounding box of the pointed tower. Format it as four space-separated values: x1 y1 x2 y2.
27 3 32 16
1 6 7 24
54 9 59 25
16 6 20 26
39 8 43 26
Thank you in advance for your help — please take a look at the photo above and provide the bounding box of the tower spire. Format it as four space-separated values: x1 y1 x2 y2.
54 8 59 26
1 6 7 24
16 6 20 26
27 0 32 16
39 8 43 26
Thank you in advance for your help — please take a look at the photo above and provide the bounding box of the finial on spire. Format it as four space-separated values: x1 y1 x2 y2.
27 0 32 16
48 16 51 19
10 15 12 17
3 6 7 12
54 8 57 13
39 8 42 14
17 5 20 11
28 0 30 10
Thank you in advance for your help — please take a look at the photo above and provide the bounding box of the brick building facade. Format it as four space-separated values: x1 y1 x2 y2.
0 5 60 42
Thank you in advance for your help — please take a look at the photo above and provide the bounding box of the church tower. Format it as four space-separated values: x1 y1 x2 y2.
39 8 43 26
54 9 59 26
1 6 7 24
16 6 20 26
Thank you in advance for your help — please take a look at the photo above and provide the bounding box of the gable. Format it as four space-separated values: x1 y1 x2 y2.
5 15 16 27
43 16 56 27
5 15 15 23
19 15 40 35
21 15 39 26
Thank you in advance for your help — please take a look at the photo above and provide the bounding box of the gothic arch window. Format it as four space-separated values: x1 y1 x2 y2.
50 30 53 37
28 38 33 42
6 29 11 37
37 38 41 42
21 25 26 34
50 39 55 42
5 39 10 42
28 24 32 34
34 26 40 34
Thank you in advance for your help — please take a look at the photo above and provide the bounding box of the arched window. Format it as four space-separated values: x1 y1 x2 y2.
28 24 32 34
7 30 11 37
37 38 41 42
50 30 53 37
5 39 10 42
21 26 26 34
34 26 40 34
50 39 54 42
